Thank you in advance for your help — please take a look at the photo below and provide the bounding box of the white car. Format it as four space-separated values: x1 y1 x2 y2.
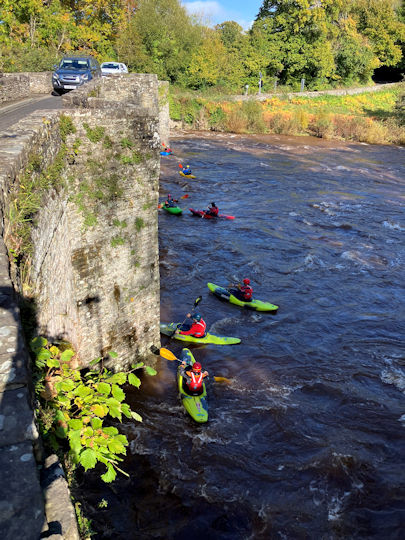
100 62 128 76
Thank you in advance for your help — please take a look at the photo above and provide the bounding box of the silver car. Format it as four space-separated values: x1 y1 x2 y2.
101 62 129 76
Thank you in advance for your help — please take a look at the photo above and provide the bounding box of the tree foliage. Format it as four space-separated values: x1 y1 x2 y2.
0 0 404 90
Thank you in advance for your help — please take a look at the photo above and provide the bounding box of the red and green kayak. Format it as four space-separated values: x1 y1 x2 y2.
177 348 208 423
163 204 182 215
207 282 278 312
189 208 235 220
160 322 241 345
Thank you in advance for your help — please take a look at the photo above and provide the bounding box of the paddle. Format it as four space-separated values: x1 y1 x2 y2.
150 346 230 383
180 194 189 199
170 296 202 337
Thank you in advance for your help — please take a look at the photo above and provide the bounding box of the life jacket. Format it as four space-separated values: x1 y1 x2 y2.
179 318 206 337
188 371 203 391
240 285 253 300
191 319 206 337
208 206 218 216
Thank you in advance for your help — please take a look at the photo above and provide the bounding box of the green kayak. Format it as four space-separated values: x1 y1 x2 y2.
207 282 278 312
177 348 208 423
160 322 241 345
163 204 182 215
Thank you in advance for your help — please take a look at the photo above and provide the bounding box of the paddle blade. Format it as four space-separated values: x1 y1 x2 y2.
158 347 179 361
214 376 231 383
194 296 202 308
157 204 162 209
180 194 189 199
178 163 183 168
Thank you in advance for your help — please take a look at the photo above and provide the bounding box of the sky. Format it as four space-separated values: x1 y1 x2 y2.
182 1 264 30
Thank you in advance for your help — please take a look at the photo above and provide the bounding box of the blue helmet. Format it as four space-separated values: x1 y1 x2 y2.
193 313 201 322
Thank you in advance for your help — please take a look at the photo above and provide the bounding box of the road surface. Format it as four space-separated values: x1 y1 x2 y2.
0 95 63 131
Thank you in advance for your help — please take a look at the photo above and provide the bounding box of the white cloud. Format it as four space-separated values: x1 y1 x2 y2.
183 2 225 17
182 2 253 30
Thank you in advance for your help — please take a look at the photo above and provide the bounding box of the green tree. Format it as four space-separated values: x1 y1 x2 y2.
116 0 202 82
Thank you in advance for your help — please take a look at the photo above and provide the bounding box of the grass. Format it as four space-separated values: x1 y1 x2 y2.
169 84 405 145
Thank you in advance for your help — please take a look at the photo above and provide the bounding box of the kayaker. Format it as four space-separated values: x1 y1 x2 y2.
205 202 219 217
162 143 172 153
230 278 253 302
175 313 207 338
180 361 209 394
165 194 178 208
182 164 192 175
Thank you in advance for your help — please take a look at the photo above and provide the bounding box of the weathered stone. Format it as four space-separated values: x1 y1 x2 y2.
0 442 45 539
0 73 52 104
0 350 28 392
41 455 80 540
0 387 37 447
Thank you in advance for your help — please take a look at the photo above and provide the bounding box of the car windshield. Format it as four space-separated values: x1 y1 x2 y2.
102 63 120 69
59 59 89 70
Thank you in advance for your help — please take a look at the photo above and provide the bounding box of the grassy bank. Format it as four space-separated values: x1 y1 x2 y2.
169 84 405 145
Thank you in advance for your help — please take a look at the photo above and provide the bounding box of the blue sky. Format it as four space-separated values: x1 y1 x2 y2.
182 1 263 29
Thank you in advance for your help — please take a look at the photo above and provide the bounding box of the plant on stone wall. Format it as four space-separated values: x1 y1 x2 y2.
31 336 156 483
83 123 105 143
135 217 145 232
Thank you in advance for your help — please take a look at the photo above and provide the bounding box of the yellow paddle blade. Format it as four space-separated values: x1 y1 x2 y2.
213 376 231 384
158 347 178 361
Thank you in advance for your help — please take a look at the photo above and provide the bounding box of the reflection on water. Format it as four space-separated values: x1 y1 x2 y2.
80 133 405 539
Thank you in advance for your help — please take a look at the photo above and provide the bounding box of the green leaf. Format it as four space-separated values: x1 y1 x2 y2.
112 384 125 402
97 382 111 395
60 349 75 363
101 463 116 483
107 398 121 420
91 404 108 417
68 419 83 430
103 426 119 436
46 357 60 369
56 394 71 406
30 336 47 352
37 348 51 362
89 357 102 367
121 403 132 418
60 379 75 392
107 438 126 455
131 411 143 422
107 373 127 385
145 366 157 376
91 417 103 430
131 362 144 370
49 345 60 356
68 429 82 455
108 351 118 358
80 448 98 471
75 385 92 398
128 373 141 388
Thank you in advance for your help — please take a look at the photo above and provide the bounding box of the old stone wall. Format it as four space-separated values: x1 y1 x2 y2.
0 73 165 538
0 72 52 103
31 106 161 368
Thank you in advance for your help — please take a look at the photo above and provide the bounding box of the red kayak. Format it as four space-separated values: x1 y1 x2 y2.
189 208 235 220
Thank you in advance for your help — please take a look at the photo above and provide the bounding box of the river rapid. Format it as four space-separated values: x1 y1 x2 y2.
81 133 405 539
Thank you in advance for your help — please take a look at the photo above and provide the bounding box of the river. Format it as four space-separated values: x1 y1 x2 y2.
79 132 405 539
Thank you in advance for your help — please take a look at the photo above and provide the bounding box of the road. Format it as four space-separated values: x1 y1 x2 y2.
0 95 63 131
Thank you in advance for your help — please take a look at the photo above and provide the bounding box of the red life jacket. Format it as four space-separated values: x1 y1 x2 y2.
180 319 207 337
240 285 253 300
209 206 219 216
189 371 203 391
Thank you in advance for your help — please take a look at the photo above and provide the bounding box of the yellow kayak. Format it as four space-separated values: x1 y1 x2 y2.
179 171 196 179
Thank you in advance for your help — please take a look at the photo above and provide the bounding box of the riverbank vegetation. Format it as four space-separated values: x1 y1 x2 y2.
169 84 405 145
1 1 404 93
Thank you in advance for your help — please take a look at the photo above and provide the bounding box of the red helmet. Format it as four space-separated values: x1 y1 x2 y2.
193 362 202 372
243 278 250 285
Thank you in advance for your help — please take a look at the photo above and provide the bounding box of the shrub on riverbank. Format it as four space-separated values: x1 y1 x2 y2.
170 85 405 145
